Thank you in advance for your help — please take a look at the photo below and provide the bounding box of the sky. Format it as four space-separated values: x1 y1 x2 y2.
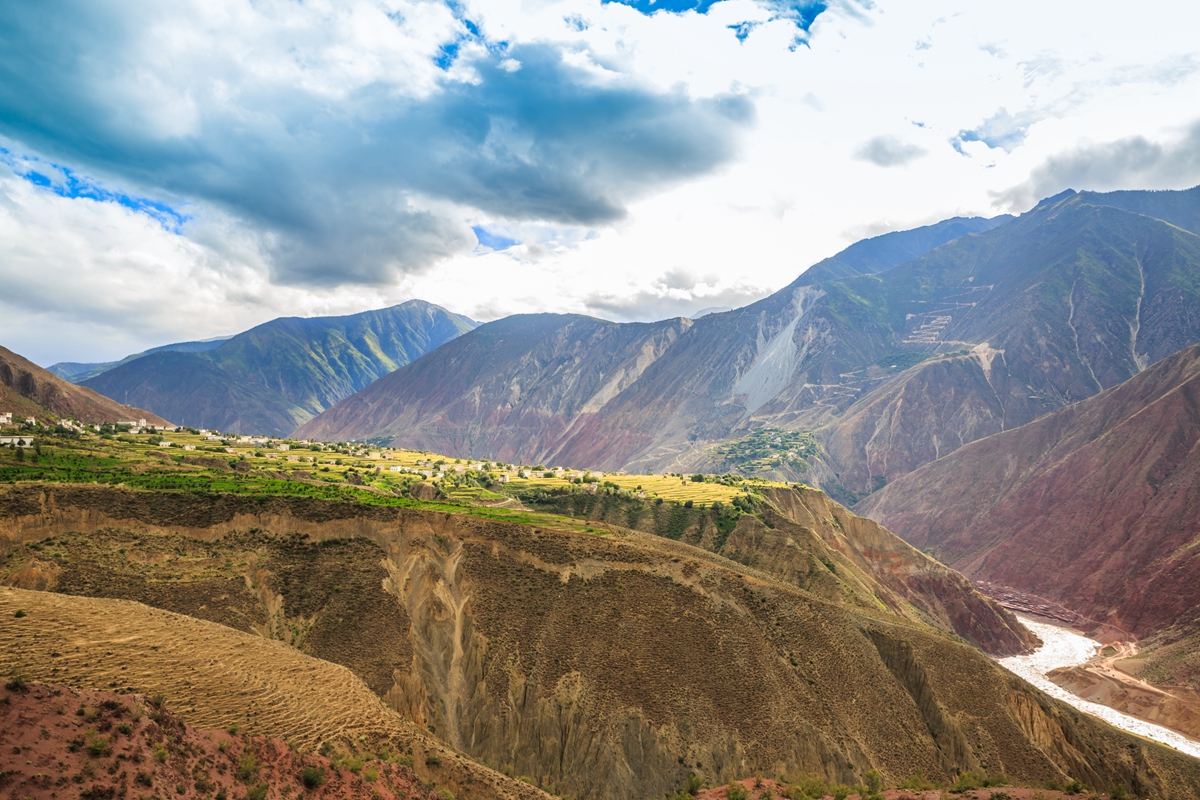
2 0 1200 365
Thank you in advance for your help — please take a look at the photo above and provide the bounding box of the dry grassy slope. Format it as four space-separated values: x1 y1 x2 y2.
0 681 443 800
0 588 550 800
521 486 1034 655
0 345 168 425
2 485 1200 800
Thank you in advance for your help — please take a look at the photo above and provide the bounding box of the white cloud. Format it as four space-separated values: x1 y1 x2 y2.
3 0 1200 364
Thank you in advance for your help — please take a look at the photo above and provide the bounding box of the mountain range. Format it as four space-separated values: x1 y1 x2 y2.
48 336 231 383
79 300 477 436
298 186 1200 505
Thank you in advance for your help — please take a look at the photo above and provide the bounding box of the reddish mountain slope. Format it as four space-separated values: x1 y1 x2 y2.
858 342 1200 641
0 681 441 800
0 345 167 425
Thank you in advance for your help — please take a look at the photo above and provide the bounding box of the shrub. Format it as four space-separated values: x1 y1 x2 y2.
683 500 694 509
135 772 152 787
86 735 110 757
153 745 169 763
727 782 749 800
685 773 705 795
237 751 259 781
117 723 132 736
5 674 28 691
864 769 883 800
300 767 326 789
436 789 456 800
1112 785 1129 800
425 753 441 767
952 771 985 793
1064 779 1086 795
363 766 378 782
13 609 25 618
247 782 269 800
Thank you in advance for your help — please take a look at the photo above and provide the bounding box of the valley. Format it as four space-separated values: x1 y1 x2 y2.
3 428 1200 798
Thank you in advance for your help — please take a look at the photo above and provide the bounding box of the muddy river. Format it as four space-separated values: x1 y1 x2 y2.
997 615 1200 759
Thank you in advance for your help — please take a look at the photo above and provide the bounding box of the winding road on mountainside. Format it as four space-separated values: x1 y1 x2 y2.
998 615 1200 759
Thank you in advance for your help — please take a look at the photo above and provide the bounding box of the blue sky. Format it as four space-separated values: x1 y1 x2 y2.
1 0 1199 364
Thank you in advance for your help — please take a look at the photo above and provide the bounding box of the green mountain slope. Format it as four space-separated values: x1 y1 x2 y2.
83 300 477 436
48 337 230 383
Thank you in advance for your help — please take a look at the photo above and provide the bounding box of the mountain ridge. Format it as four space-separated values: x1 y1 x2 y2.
298 187 1200 506
82 300 477 436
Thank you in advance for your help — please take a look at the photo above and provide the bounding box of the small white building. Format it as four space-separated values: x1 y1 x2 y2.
276 443 290 452
25 417 36 425
494 474 510 484
158 441 172 448
0 436 34 447
0 412 12 425
183 444 196 451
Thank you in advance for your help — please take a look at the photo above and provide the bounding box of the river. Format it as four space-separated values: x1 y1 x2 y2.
997 615 1200 759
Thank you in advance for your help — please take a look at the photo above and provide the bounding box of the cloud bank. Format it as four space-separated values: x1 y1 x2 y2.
0 0 753 288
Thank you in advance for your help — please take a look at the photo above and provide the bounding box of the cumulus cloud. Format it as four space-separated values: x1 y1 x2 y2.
952 108 1037 153
996 121 1200 210
583 268 769 322
0 0 753 288
854 135 927 167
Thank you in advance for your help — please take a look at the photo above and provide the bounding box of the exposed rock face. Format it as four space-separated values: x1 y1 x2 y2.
298 188 1200 501
859 343 1200 648
83 300 476 436
4 486 1200 800
0 344 167 425
520 485 1035 655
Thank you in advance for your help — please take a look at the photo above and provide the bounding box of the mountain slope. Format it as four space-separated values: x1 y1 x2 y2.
0 589 549 800
300 188 1200 502
4 484 1200 799
857 342 1200 645
83 300 477 436
0 344 168 425
797 215 1009 285
48 336 230 383
298 313 692 455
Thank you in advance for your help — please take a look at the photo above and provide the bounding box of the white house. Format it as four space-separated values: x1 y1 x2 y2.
0 436 34 447
277 443 290 452
158 441 172 448
0 412 12 425
183 445 196 451
25 417 36 425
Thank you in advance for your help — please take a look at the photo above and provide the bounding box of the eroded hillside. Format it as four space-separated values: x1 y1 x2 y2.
3 485 1199 800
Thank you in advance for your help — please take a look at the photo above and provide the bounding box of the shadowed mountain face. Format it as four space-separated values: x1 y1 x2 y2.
299 188 1200 502
48 337 230 383
0 344 167 425
82 300 477 436
858 343 1200 651
5 485 1200 800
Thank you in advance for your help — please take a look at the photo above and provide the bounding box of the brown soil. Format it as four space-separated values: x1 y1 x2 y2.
0 587 550 800
0 680 440 800
4 486 1200 800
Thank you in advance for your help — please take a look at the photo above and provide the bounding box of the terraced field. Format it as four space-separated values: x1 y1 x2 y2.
0 586 550 800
